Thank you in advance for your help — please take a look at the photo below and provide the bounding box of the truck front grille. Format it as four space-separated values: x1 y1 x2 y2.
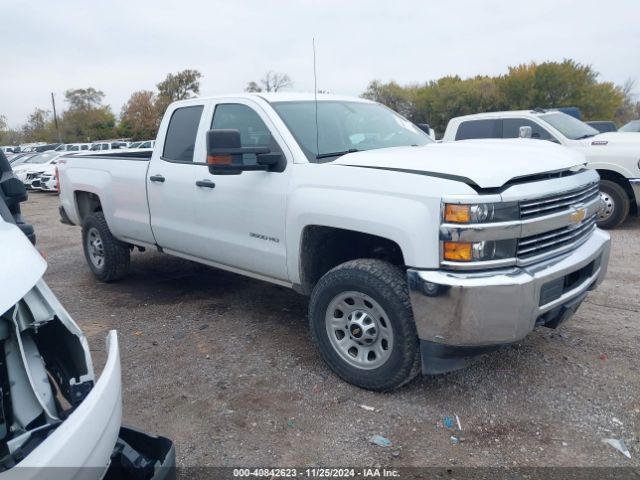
517 214 597 264
519 183 599 220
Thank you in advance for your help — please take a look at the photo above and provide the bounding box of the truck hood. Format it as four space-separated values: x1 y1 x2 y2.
0 220 46 314
583 132 640 148
332 139 586 189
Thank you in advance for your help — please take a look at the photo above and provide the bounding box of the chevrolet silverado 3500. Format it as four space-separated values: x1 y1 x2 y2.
58 94 610 391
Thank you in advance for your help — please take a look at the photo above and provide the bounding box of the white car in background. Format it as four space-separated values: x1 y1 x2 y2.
11 151 65 190
89 141 129 151
127 140 156 149
54 143 92 152
137 139 156 149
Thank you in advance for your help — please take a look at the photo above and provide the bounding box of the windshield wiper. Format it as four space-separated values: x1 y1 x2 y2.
316 148 360 160
574 134 595 140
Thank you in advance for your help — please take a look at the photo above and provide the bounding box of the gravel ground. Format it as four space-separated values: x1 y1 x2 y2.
23 192 640 468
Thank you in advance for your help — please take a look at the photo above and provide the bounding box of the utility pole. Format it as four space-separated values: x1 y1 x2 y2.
51 92 62 143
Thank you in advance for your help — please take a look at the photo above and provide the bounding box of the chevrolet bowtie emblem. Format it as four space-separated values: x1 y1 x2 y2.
570 207 586 224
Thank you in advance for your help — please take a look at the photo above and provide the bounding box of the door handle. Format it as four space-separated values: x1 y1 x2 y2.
195 179 216 189
149 174 165 183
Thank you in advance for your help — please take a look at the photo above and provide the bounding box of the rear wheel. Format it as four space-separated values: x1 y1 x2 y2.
82 212 130 282
597 179 629 229
309 259 420 391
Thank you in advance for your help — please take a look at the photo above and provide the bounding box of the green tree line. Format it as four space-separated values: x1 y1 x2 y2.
0 69 203 145
362 60 639 135
1 60 638 145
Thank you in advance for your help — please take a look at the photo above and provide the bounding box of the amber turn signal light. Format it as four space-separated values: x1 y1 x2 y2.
444 204 470 223
443 241 473 261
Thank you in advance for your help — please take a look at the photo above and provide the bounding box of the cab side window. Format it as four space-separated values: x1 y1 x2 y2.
503 118 553 140
211 104 281 165
163 105 204 162
455 119 500 140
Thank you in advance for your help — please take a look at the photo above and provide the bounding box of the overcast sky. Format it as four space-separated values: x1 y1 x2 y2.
2 0 638 126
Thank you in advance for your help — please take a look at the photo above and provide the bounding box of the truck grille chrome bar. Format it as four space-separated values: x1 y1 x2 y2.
517 214 597 263
519 183 599 219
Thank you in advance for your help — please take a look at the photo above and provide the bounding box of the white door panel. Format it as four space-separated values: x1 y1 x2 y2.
191 169 289 280
188 100 290 281
147 103 210 256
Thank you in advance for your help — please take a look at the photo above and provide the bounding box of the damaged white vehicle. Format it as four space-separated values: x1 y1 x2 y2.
0 152 174 479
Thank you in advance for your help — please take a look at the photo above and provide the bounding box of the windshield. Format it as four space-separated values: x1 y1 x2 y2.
271 101 432 162
25 152 57 164
540 112 599 140
620 120 640 132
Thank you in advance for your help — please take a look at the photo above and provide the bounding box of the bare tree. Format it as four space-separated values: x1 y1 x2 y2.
246 71 293 93
245 81 262 93
261 71 293 92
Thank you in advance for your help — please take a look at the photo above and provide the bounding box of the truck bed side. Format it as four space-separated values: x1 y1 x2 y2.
58 152 156 246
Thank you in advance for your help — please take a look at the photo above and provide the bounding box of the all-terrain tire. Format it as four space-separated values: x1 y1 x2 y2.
309 259 421 391
82 212 130 282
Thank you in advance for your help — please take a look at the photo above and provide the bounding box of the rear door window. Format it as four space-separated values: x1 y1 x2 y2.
455 119 500 140
163 105 204 162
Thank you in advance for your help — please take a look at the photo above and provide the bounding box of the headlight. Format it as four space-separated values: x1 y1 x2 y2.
443 239 517 262
444 202 519 224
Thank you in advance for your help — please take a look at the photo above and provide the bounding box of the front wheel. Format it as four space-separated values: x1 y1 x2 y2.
309 259 420 391
82 212 130 282
597 179 630 230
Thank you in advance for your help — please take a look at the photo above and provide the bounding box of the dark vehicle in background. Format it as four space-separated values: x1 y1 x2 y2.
587 121 617 133
0 150 35 243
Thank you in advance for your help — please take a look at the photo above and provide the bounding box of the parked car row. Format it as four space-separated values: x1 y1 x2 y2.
1 139 157 155
4 139 157 194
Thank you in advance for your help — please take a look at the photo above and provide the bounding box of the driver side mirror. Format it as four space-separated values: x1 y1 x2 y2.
206 129 282 175
518 126 532 139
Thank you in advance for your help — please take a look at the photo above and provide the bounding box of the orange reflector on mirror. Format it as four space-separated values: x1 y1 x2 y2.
443 241 473 261
207 155 233 165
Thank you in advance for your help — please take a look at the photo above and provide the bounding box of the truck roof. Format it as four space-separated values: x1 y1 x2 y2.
453 110 553 120
450 109 575 122
171 92 375 107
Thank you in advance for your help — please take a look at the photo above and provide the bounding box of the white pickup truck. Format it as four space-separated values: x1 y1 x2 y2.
58 93 611 391
442 109 640 229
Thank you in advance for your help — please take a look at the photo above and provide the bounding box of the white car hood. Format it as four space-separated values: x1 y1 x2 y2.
333 139 586 189
0 220 46 314
12 163 51 174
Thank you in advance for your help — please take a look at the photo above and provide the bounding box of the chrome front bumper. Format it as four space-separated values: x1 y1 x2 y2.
407 229 610 369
